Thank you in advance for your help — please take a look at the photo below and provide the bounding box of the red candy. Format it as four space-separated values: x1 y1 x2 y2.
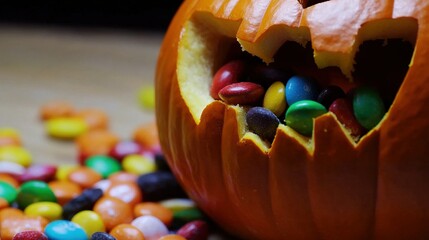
177 220 209 240
210 60 246 99
218 82 265 105
12 230 48 240
18 164 57 183
109 141 143 162
329 98 365 138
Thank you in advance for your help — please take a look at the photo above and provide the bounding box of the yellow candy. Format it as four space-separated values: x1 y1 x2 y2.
71 210 105 237
263 81 287 117
138 85 155 110
55 164 79 181
159 198 196 214
45 117 88 139
122 154 156 175
0 128 20 138
0 145 32 167
24 201 62 221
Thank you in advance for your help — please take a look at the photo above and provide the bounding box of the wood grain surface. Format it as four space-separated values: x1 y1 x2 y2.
0 24 163 165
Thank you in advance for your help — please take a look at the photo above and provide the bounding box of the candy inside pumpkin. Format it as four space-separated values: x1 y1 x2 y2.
156 0 429 239
177 7 416 148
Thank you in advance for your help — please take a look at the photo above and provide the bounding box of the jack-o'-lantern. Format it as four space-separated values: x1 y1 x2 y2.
155 0 429 239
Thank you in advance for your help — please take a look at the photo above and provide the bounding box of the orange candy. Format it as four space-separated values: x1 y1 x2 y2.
93 196 134 231
109 224 146 240
74 108 109 131
104 182 142 207
0 198 8 210
159 234 187 240
108 171 138 183
68 167 102 189
0 174 19 188
39 101 75 121
0 208 48 240
133 122 160 151
76 130 119 157
48 180 82 205
133 202 173 226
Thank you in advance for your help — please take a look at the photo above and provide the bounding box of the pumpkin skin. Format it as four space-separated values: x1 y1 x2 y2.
155 0 429 239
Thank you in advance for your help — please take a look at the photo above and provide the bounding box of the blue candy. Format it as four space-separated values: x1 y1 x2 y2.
285 75 319 106
45 220 88 240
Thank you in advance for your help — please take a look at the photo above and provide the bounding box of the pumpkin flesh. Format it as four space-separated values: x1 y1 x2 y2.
155 0 429 239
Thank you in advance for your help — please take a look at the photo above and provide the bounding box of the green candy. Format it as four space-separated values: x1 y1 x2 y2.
17 180 57 209
285 100 327 136
0 181 17 204
353 87 386 130
85 155 121 178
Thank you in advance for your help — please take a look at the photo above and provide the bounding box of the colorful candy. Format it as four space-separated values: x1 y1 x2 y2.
285 75 319 106
177 220 209 240
329 98 365 138
24 202 62 221
131 215 169 240
71 210 106 237
45 117 88 139
109 224 145 240
285 100 327 136
246 107 280 141
62 188 103 220
0 145 32 167
16 180 57 209
44 220 88 240
210 60 246 99
352 87 386 130
263 81 287 117
93 196 134 231
219 82 265 105
137 172 187 202
0 181 17 204
85 155 121 178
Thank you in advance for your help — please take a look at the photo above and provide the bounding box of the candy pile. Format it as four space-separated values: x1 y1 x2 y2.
0 102 218 240
211 59 387 142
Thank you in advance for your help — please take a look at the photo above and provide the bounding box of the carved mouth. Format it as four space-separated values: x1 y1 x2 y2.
177 9 417 150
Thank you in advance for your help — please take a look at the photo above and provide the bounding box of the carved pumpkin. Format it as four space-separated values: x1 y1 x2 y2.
155 0 429 239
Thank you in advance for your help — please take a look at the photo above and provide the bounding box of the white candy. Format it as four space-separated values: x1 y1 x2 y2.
131 215 169 240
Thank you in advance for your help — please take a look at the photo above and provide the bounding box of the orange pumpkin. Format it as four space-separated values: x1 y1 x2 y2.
155 0 429 239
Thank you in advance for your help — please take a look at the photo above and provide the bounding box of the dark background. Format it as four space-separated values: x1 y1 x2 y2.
0 2 184 32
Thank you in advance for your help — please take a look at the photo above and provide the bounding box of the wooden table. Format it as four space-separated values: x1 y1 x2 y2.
0 24 163 165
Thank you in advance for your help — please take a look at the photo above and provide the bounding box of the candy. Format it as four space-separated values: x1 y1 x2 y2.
62 188 103 220
44 220 87 240
122 154 156 175
0 128 21 147
317 85 346 109
71 210 105 237
68 167 103 189
0 181 17 204
45 117 88 139
159 198 196 214
109 224 145 240
16 180 57 209
48 180 82 206
39 101 75 121
159 235 187 240
246 107 280 141
109 141 143 161
131 215 169 240
210 60 246 99
177 220 209 240
138 85 156 110
329 98 365 138
93 196 134 231
285 75 319 106
91 232 117 240
55 165 78 181
247 63 291 88
0 161 25 176
108 171 138 183
75 108 109 131
133 202 173 226
0 173 19 188
0 145 32 167
137 172 187 202
0 208 48 240
24 202 62 221
85 155 121 178
12 230 48 240
76 130 120 161
104 182 142 206
352 87 386 130
0 198 8 210
285 100 327 136
263 81 287 117
18 164 57 183
172 208 205 228
218 82 265 105
133 122 160 151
